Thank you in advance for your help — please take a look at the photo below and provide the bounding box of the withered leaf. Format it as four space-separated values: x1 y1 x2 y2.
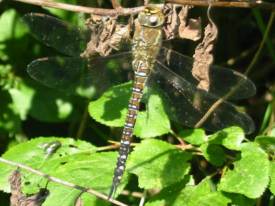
192 20 218 91
9 170 49 206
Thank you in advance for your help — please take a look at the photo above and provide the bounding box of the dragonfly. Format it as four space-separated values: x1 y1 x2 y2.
23 6 255 198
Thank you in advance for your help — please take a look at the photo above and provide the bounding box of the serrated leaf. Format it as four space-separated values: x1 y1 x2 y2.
145 176 193 206
218 142 269 198
146 177 230 206
42 152 126 206
186 177 230 206
223 193 256 206
270 161 275 195
208 126 245 150
255 135 275 154
179 128 206 145
88 82 131 127
134 93 170 138
0 137 96 193
89 82 170 138
200 143 226 166
128 139 191 189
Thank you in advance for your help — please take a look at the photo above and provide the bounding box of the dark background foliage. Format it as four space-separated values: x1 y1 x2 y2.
0 0 274 205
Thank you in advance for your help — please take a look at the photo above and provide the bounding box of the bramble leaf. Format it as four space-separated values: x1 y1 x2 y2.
218 142 269 198
128 139 191 189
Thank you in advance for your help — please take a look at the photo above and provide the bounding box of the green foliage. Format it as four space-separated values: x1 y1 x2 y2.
128 139 191 189
1 1 275 206
89 82 171 138
218 143 270 198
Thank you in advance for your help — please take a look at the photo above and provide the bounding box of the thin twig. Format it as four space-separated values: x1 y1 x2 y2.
167 0 275 10
14 0 146 16
0 157 128 206
14 0 275 16
195 11 275 129
76 106 89 139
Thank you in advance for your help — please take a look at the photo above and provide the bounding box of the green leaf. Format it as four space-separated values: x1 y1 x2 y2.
200 143 226 166
0 90 21 133
89 82 170 138
42 152 125 206
255 135 275 154
29 84 74 122
128 139 191 189
134 93 170 138
88 82 131 127
208 126 245 150
270 161 275 195
218 142 269 198
223 193 256 206
186 177 230 206
79 193 109 206
0 137 96 193
145 176 193 206
0 9 28 42
179 129 207 145
146 177 231 206
9 81 35 120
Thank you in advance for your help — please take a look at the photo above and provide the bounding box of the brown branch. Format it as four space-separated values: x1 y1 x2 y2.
0 157 128 206
14 0 275 17
14 0 146 16
167 0 275 10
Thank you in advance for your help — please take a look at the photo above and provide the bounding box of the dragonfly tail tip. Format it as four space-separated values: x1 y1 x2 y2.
108 184 117 200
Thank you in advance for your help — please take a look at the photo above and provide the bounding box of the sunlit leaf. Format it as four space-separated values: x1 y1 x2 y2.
89 82 170 138
179 128 207 145
128 139 191 189
218 142 269 198
208 126 245 150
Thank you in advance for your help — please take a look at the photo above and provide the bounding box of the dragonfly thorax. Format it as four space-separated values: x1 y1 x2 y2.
132 6 164 71
138 6 165 28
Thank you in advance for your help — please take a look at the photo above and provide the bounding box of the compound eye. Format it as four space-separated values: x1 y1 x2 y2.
149 15 158 26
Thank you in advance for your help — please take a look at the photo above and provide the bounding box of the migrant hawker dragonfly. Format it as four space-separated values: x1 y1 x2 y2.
23 6 255 198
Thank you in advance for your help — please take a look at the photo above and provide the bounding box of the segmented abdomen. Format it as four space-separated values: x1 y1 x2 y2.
109 61 150 197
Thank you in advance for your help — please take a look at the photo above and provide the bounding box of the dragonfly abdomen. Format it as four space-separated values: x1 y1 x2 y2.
109 63 150 197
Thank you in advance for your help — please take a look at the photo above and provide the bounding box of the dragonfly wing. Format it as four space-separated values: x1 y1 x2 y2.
147 61 255 134
158 47 256 100
23 13 90 57
27 53 132 98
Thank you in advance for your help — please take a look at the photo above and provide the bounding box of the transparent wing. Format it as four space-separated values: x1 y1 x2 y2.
158 47 256 100
27 53 132 98
147 61 255 134
22 13 90 56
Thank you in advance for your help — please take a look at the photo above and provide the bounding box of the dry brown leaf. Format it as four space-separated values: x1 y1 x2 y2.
9 170 49 206
192 18 218 91
163 4 201 41
82 14 131 58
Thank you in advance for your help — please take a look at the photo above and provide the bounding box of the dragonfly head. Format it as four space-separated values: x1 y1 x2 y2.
138 6 165 28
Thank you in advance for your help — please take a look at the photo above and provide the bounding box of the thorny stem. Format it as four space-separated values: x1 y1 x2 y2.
0 157 128 206
14 0 275 16
195 10 275 129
